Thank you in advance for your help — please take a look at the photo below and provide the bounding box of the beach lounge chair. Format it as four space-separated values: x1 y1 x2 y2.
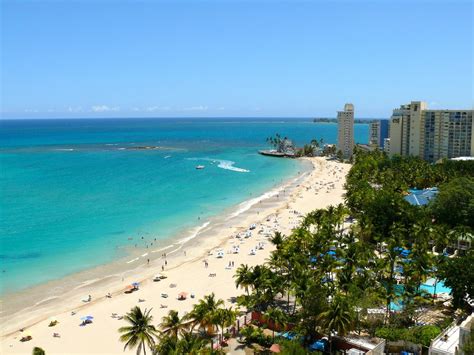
161 293 168 298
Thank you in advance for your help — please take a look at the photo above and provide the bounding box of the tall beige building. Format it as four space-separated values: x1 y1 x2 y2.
337 103 354 158
389 101 473 162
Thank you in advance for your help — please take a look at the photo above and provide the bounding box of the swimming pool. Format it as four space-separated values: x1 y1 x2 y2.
390 278 451 311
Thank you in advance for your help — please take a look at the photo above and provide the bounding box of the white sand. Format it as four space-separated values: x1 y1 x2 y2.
0 157 350 354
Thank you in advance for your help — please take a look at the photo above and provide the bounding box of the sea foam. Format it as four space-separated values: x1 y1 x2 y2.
187 158 250 173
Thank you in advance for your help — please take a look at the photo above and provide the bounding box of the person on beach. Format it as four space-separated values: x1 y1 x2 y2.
162 265 164 271
147 258 150 265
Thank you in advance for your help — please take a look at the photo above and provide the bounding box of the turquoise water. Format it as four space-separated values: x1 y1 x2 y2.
390 278 451 311
0 118 368 294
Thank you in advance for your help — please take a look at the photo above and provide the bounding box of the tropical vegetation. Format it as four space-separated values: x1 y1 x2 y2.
232 150 473 352
118 293 236 354
118 151 473 353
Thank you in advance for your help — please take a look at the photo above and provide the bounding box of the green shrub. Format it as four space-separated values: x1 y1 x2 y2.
375 325 441 347
32 348 45 355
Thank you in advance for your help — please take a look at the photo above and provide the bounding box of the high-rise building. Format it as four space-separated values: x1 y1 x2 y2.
337 103 354 158
369 120 390 149
388 101 427 157
389 101 473 162
421 110 473 162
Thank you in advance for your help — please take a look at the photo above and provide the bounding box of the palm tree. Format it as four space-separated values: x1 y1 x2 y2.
153 334 177 355
215 307 237 341
119 306 159 355
175 331 207 354
270 231 284 250
263 307 287 341
318 295 354 354
234 264 253 295
160 310 189 339
187 293 224 335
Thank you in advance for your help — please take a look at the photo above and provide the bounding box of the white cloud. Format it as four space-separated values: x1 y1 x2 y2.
67 106 83 113
91 105 120 112
181 105 208 111
145 106 161 112
24 108 39 113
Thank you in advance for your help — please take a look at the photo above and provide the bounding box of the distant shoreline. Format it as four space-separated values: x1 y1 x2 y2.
313 118 385 124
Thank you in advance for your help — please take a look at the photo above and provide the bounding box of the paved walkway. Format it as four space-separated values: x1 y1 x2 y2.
226 338 250 354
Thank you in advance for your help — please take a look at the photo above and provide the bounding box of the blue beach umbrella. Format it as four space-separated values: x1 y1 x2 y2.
80 315 94 321
132 282 140 287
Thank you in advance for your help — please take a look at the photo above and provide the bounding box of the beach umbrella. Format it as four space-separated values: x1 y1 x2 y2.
132 282 140 288
269 344 281 353
80 315 94 321
178 292 188 300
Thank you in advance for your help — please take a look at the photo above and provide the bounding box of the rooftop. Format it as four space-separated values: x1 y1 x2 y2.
404 187 439 206
430 314 473 355
450 157 474 161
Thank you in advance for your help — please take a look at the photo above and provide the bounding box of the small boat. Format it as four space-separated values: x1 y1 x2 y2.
196 165 205 170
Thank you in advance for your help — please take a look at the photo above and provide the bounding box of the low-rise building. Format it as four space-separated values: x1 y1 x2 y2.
429 314 473 355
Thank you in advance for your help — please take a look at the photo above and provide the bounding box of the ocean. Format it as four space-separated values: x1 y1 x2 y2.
0 118 368 294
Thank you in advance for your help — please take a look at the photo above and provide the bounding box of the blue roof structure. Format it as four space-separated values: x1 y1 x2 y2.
404 187 439 206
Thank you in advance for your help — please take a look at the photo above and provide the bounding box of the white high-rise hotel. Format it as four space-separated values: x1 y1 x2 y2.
337 103 355 158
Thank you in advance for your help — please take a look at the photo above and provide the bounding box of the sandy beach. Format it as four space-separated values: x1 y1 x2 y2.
1 157 350 354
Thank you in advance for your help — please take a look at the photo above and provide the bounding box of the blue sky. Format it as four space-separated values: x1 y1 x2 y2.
1 0 472 118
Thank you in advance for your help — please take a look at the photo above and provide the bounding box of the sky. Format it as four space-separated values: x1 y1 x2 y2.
1 0 472 119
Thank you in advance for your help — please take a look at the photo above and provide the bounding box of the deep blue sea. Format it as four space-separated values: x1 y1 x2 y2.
0 118 368 294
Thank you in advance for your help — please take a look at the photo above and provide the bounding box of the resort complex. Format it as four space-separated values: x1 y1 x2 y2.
336 101 474 164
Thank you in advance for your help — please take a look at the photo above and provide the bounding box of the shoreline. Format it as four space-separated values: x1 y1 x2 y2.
1 157 350 354
0 159 312 335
